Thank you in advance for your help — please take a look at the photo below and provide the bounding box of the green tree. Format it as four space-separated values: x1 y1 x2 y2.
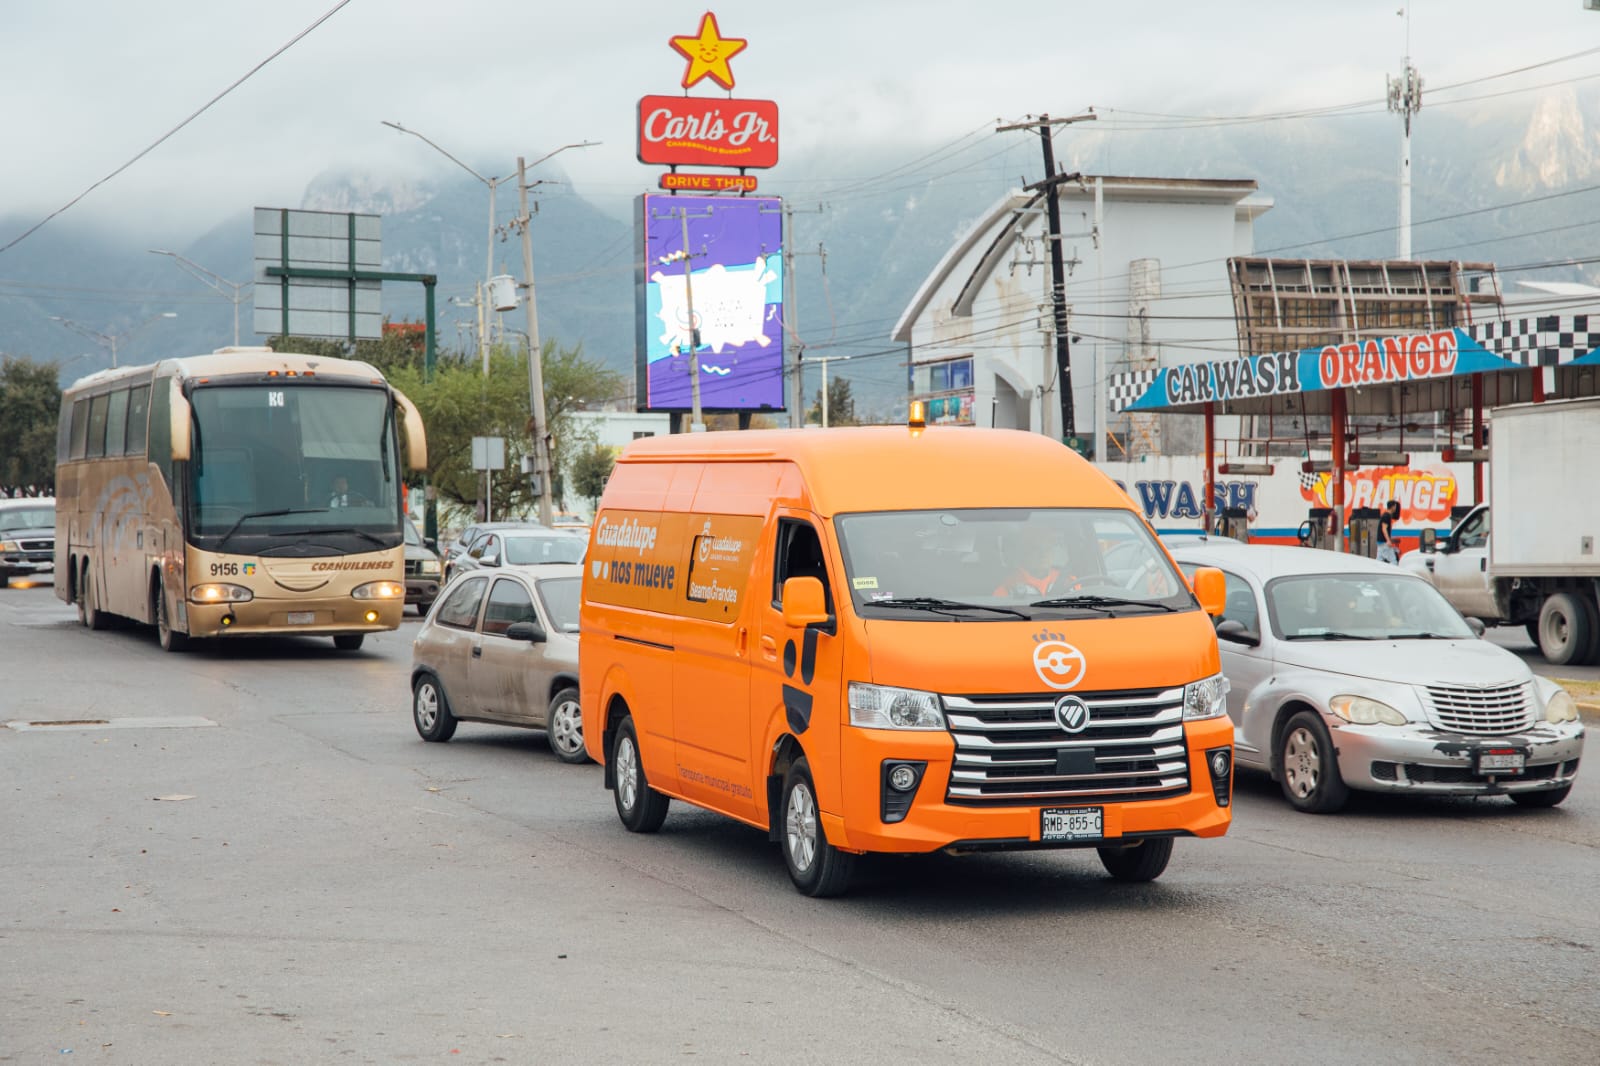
268 323 429 377
570 442 617 510
806 376 857 426
0 356 63 493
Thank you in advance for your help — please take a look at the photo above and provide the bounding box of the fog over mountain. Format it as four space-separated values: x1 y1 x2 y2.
5 87 1599 414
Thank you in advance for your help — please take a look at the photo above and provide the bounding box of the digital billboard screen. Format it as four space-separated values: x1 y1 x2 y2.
635 194 785 412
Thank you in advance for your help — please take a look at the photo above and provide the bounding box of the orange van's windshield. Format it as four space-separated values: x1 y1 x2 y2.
834 507 1194 620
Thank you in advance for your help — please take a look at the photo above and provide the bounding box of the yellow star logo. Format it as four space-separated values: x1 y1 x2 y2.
670 11 747 91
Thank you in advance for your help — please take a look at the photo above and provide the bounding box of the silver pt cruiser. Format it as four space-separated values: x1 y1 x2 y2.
1169 542 1584 813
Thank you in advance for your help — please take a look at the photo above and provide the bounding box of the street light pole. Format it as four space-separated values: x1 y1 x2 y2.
148 249 251 346
50 311 177 369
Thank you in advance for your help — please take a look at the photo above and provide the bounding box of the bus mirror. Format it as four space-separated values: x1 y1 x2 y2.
170 383 192 462
391 388 428 471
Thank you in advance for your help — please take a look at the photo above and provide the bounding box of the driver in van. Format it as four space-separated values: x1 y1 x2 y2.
994 525 1077 599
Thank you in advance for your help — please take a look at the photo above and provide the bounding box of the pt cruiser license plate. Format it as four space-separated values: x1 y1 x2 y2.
1475 749 1525 774
1041 806 1103 842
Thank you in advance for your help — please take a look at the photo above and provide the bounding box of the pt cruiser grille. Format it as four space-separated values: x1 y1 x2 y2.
943 687 1191 806
1424 682 1535 735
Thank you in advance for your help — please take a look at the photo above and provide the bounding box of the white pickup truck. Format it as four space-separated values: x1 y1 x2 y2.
1402 396 1600 666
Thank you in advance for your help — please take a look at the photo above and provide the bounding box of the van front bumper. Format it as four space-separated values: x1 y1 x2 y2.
830 716 1233 854
185 594 403 638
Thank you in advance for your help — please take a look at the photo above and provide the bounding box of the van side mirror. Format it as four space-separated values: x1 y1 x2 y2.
781 576 831 629
170 382 192 463
505 621 547 644
1190 566 1226 616
1215 618 1260 647
1420 528 1437 554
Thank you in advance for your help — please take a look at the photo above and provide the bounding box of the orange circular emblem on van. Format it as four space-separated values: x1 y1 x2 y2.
1032 633 1086 691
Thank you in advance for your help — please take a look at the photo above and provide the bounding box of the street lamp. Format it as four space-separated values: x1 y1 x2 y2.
49 311 178 369
148 249 252 346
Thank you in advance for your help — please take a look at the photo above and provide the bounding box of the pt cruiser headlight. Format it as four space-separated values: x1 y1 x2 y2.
1545 690 1580 724
848 682 945 730
1330 694 1407 726
352 580 406 600
1183 673 1229 721
190 582 253 603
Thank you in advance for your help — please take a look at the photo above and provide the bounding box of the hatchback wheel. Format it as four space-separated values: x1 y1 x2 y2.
412 674 457 742
546 687 588 764
1278 710 1349 813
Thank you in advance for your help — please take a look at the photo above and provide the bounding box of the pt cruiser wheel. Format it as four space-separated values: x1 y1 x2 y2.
1278 710 1349 814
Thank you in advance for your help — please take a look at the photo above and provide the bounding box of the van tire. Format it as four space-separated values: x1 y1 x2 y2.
412 674 457 742
612 716 669 833
546 686 588 764
1538 593 1591 666
1097 837 1174 882
780 757 855 897
154 580 189 652
1278 710 1349 813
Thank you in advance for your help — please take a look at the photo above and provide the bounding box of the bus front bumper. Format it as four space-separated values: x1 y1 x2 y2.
184 595 403 638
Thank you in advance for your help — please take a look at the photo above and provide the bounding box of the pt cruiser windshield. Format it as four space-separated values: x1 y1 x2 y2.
834 507 1193 620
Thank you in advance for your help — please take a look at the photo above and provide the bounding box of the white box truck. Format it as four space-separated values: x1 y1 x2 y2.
1404 396 1600 665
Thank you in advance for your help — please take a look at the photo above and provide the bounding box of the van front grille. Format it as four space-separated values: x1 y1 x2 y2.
943 687 1191 806
1424 682 1535 735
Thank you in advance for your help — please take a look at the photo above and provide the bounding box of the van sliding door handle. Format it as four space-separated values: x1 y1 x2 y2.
736 627 748 656
759 635 778 660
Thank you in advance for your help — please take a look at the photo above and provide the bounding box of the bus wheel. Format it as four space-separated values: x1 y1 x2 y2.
781 757 856 897
333 634 365 651
154 582 188 653
1097 837 1174 882
612 715 669 833
79 567 108 631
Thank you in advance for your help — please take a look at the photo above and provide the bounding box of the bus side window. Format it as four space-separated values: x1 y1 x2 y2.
148 377 173 486
125 385 150 456
86 394 110 459
104 390 130 459
69 399 90 460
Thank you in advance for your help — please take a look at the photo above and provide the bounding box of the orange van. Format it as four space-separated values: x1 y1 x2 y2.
579 421 1231 896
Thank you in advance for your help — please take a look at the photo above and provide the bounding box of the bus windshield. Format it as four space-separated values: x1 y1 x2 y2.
187 384 402 554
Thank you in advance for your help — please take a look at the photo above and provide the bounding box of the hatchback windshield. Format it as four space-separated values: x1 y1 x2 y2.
503 534 585 565
537 576 581 633
1267 573 1475 640
0 506 54 531
834 507 1192 620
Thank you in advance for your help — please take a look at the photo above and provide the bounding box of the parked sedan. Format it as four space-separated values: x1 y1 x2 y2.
410 563 587 763
0 497 56 588
450 528 585 578
1169 542 1584 812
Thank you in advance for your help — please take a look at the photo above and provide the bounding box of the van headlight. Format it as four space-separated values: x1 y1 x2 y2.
190 582 253 603
352 580 406 600
1545 690 1580 724
1330 694 1408 726
1183 673 1229 721
848 682 945 730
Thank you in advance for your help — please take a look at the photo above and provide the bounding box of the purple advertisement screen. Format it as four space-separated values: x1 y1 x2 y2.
636 194 785 411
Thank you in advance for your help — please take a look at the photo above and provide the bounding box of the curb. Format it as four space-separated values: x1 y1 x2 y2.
1578 701 1600 724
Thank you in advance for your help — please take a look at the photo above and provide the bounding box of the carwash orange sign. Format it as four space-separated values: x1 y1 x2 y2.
638 12 779 171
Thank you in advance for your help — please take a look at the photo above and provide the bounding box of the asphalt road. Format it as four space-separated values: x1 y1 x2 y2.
3 580 1597 1065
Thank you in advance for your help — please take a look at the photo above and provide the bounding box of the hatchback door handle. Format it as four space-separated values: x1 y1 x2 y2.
472 645 482 658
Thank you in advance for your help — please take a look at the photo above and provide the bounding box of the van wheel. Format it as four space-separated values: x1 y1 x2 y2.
78 567 108 631
412 674 457 742
333 634 365 651
612 716 669 832
154 581 188 652
546 687 588 764
1538 593 1591 666
1097 837 1174 882
1278 710 1349 813
781 757 855 897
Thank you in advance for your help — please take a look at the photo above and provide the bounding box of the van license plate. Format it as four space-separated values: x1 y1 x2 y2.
1041 807 1102 842
1475 750 1525 774
287 612 315 625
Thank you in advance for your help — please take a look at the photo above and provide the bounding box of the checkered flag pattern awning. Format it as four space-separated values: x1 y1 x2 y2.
1470 315 1600 368
1108 369 1160 413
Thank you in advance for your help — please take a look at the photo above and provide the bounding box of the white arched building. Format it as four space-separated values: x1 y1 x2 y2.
890 175 1270 460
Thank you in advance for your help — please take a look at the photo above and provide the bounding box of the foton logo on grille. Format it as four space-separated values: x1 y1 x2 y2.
1032 630 1086 691
310 561 394 572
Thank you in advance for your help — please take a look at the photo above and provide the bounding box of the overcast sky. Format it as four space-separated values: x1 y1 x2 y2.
1 0 1595 248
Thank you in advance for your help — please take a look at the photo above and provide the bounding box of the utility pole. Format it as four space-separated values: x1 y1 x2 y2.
998 111 1096 442
764 201 825 428
1387 9 1422 261
653 204 714 432
516 156 555 527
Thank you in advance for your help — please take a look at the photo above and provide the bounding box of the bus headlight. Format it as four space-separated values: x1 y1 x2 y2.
848 682 945 730
352 580 405 600
190 583 253 603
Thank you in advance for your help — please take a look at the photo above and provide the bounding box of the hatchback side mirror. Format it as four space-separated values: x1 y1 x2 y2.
1215 618 1261 647
505 621 547 643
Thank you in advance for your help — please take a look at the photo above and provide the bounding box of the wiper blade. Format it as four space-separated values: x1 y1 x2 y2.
216 508 327 549
1283 631 1376 641
1385 632 1459 640
1031 594 1179 613
274 526 388 547
868 597 1030 620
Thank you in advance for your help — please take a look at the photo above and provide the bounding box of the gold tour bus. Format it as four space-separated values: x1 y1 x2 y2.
54 347 427 652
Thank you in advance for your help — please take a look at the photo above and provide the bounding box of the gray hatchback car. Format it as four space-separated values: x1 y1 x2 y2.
1170 542 1584 812
409 562 586 763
